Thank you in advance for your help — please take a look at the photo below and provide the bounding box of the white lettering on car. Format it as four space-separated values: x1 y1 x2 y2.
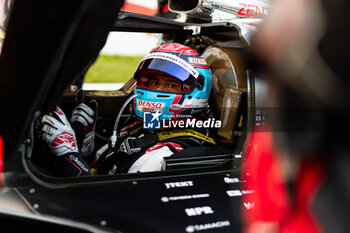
165 181 194 189
185 221 231 232
224 177 240 183
185 206 214 216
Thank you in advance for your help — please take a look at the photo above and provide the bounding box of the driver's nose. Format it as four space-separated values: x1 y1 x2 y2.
156 83 165 91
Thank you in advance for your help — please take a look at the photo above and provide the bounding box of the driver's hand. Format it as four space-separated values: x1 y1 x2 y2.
41 107 79 156
71 100 98 157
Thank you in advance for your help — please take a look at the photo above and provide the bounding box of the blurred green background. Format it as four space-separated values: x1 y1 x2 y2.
84 55 143 83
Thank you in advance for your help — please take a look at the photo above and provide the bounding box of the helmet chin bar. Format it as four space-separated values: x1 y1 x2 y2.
134 87 210 122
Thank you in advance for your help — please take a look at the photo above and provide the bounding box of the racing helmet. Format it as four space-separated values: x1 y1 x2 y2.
133 43 212 121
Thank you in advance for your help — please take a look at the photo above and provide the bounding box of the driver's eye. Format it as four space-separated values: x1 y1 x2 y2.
148 80 158 87
168 84 177 89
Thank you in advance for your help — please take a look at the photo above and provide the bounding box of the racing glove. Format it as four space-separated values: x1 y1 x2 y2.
41 107 90 176
71 97 98 164
42 107 79 155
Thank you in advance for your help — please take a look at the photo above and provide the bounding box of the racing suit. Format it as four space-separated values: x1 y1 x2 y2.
39 106 216 176
93 117 216 175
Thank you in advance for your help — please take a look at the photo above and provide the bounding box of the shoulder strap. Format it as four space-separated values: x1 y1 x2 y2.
157 129 216 145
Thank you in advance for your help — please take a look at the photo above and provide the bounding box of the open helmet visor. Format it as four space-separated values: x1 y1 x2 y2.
135 52 203 92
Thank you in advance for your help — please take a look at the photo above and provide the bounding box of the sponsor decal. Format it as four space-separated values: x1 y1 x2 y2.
137 100 164 109
226 190 255 197
141 52 199 78
224 177 240 184
241 190 255 195
189 57 207 65
143 111 161 129
185 221 231 232
165 181 193 189
51 132 77 151
238 3 268 17
170 103 181 111
185 206 214 216
226 190 242 197
68 155 89 172
161 193 210 202
181 98 204 108
244 202 255 210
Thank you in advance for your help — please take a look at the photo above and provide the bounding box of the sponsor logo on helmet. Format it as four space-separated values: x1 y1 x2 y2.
138 100 163 108
170 104 181 110
137 100 165 113
189 57 207 65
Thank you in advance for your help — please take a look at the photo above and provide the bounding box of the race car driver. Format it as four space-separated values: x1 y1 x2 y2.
40 42 216 176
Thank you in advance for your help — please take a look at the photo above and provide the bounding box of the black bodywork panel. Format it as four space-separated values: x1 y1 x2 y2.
15 171 244 233
0 0 125 159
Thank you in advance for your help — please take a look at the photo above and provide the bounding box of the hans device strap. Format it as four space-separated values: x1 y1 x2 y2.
121 129 216 155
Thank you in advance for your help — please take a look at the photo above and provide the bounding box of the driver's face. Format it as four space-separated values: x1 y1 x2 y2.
147 75 182 92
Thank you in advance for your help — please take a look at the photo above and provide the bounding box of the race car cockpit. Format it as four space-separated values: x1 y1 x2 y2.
25 11 254 181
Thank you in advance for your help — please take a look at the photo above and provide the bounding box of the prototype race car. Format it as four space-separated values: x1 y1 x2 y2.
0 0 267 232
